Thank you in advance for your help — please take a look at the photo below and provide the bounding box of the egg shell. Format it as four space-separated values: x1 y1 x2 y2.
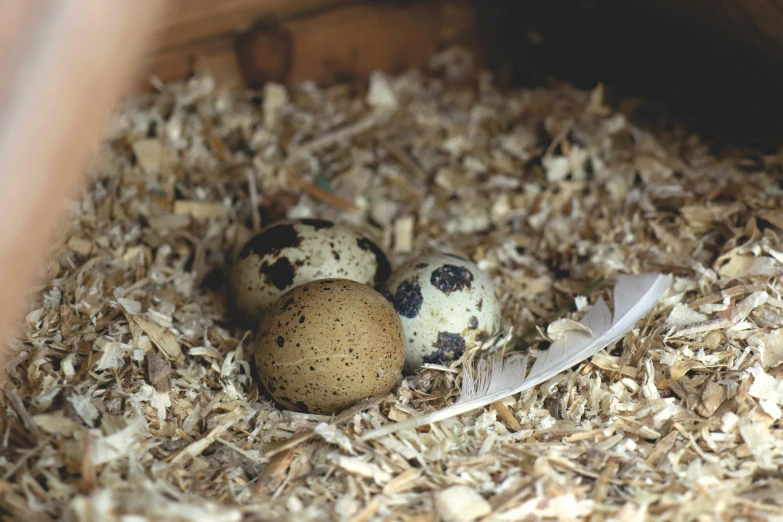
230 219 390 328
384 253 502 373
255 278 405 415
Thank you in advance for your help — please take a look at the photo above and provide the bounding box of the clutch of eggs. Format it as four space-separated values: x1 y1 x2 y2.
230 219 501 413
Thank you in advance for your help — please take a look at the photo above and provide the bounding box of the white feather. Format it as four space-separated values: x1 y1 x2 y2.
360 273 671 441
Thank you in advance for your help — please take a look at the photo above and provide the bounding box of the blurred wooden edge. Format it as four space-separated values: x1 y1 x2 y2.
131 0 480 92
0 2 42 94
0 1 168 360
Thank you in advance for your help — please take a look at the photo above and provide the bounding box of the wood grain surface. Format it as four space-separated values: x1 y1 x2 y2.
237 0 478 86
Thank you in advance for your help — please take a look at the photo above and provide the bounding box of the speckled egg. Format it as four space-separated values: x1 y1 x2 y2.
384 253 502 373
256 278 405 415
230 219 391 328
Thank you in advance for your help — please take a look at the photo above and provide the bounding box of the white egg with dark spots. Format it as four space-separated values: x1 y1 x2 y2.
384 253 502 373
230 219 391 328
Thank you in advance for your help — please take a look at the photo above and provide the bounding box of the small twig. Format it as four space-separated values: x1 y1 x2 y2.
217 436 265 465
593 460 619 502
490 401 522 431
671 290 767 339
245 168 261 232
380 140 429 180
547 455 610 482
2 385 39 438
348 497 381 522
732 496 783 515
167 407 243 464
252 445 297 496
669 318 733 339
688 283 747 309
295 114 383 154
1 439 48 481
285 168 359 214
199 104 233 164
79 432 95 494
544 124 572 157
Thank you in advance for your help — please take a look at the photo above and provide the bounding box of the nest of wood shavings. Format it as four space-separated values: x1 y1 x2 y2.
3 47 783 522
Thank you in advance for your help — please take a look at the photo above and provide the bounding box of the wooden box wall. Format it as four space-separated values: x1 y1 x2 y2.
126 0 783 143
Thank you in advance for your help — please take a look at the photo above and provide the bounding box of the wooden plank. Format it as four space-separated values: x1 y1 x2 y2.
131 0 356 91
151 0 352 50
133 35 242 92
237 0 479 86
132 0 479 92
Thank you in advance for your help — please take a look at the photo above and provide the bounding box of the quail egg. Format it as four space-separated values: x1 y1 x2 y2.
230 219 390 327
384 253 501 373
255 279 405 415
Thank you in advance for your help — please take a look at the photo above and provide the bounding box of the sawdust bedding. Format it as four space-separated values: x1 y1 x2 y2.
2 47 783 522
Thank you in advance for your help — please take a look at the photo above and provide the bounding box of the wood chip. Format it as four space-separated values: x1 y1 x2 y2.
263 83 289 129
145 350 172 393
67 237 93 256
79 435 95 494
168 408 243 464
393 215 415 254
382 469 423 495
434 486 491 522
348 497 381 522
748 329 783 368
173 200 230 219
132 315 183 361
646 430 679 467
253 448 295 496
132 139 162 173
491 401 522 431
147 213 191 230
696 381 727 418
593 460 618 503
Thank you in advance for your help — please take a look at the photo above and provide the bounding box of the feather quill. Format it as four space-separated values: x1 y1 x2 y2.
360 273 671 441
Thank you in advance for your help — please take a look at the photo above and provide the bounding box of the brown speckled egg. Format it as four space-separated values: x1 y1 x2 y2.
256 278 405 415
230 219 391 328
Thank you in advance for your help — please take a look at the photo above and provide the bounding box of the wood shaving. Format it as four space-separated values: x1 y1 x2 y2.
3 47 783 520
